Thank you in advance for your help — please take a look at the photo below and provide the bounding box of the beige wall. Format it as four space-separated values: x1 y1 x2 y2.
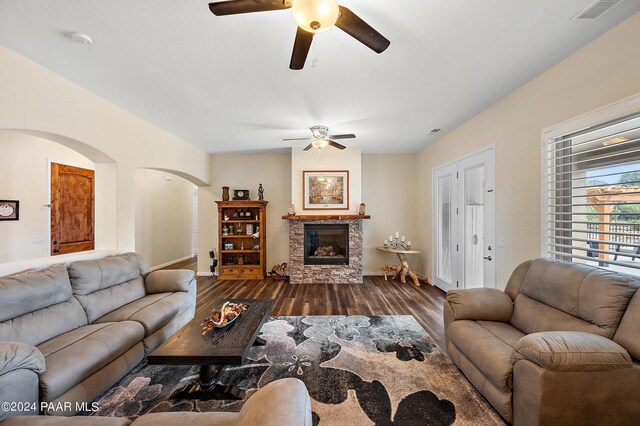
362 154 421 275
197 152 417 276
0 45 210 274
197 153 292 275
0 132 94 263
135 169 195 269
416 12 640 289
291 147 362 214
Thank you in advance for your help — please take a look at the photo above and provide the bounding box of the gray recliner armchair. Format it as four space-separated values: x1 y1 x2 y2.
444 258 640 425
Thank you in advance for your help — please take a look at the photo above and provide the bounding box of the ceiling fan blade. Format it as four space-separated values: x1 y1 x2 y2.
303 144 314 151
328 140 347 150
328 134 356 140
335 6 390 54
282 137 312 141
290 27 314 70
209 0 290 16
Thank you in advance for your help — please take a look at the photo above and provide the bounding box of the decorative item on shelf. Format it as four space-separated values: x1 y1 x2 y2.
232 210 239 218
252 226 260 239
222 186 230 201
252 243 260 250
222 225 229 236
228 224 234 234
224 243 234 250
287 203 296 215
238 255 244 265
209 248 218 274
236 226 244 235
246 223 254 236
0 200 19 221
359 202 366 215
258 183 264 200
224 214 230 221
255 214 259 220
233 189 250 201
384 231 412 250
268 263 289 281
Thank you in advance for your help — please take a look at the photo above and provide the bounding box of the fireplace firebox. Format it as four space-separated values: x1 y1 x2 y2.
304 224 349 265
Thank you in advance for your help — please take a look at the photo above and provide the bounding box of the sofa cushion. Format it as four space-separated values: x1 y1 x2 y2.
0 265 73 322
515 258 638 337
512 331 632 372
2 417 131 426
130 413 236 426
145 270 195 294
67 252 147 295
94 292 194 337
447 320 521 391
511 293 610 338
614 289 640 361
0 342 45 376
476 321 525 347
37 321 144 401
74 277 147 324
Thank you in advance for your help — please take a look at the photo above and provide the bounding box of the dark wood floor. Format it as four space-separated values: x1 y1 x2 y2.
164 257 448 350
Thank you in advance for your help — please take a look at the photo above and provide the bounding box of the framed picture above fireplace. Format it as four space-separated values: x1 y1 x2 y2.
303 170 349 210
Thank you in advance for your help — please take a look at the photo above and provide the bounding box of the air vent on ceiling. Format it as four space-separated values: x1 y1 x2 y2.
429 128 442 134
572 0 622 20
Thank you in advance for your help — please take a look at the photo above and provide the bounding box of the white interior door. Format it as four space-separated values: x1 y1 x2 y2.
433 148 496 290
433 163 458 289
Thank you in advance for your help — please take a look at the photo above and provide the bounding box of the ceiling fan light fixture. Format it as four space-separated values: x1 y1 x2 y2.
312 139 330 149
292 0 340 33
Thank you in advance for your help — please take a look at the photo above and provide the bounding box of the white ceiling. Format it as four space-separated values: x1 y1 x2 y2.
1 0 639 153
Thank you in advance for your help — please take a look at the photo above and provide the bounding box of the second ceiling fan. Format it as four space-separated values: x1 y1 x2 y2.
208 0 390 70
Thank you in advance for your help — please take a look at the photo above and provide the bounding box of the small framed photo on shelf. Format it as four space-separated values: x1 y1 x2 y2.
246 224 254 235
223 243 234 250
0 200 19 221
303 170 349 210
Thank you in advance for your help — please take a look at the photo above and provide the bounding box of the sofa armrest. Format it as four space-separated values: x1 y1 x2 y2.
445 288 513 322
512 331 632 372
0 342 45 376
144 270 195 294
238 378 312 426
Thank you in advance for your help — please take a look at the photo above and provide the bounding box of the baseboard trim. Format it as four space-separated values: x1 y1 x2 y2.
150 255 195 271
197 271 215 277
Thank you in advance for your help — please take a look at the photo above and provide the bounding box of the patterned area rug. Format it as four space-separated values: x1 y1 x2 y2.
86 316 505 425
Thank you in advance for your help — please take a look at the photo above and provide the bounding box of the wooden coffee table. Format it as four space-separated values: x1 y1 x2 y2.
148 298 274 400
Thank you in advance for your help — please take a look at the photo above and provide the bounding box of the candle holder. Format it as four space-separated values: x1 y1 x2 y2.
384 237 411 250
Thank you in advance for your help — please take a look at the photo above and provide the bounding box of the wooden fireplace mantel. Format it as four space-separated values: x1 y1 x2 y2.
282 215 371 221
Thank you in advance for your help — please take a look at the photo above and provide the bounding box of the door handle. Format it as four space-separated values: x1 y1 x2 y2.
483 256 492 261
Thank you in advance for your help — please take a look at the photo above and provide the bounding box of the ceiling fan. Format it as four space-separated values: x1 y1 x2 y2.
208 0 390 70
283 125 355 150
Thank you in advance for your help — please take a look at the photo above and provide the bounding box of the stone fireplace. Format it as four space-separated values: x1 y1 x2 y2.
285 216 368 284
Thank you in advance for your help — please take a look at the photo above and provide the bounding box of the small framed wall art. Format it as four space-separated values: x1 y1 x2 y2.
0 200 19 221
303 170 349 210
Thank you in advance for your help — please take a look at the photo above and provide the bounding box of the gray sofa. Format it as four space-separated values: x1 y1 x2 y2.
444 257 640 425
0 253 196 419
1 378 313 426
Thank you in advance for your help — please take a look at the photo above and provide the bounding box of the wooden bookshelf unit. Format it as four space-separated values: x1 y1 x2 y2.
216 200 268 280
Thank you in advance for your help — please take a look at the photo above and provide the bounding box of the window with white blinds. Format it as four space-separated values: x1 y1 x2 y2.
545 113 640 275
